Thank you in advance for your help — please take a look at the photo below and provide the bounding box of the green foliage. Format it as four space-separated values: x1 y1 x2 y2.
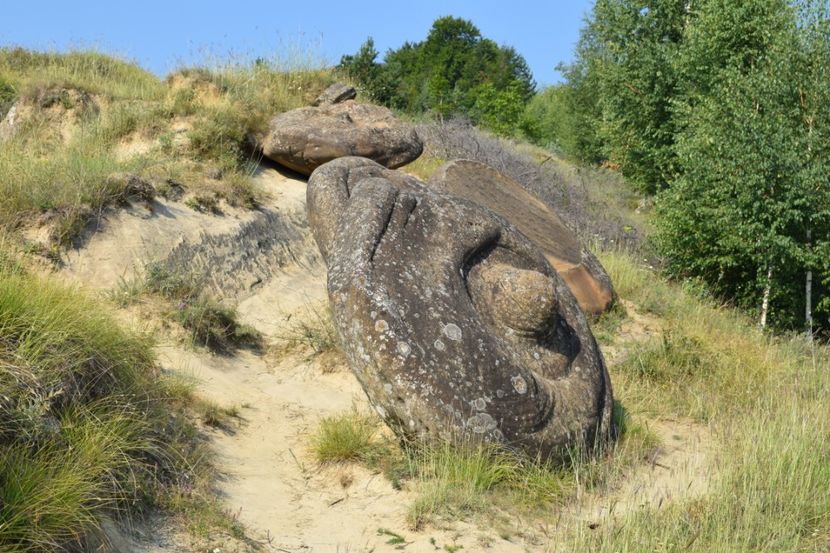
0 75 16 118
340 17 535 135
556 0 830 331
656 0 830 331
551 0 688 191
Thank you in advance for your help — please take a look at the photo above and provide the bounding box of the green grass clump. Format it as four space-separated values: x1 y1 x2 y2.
175 296 261 353
311 410 388 464
590 301 628 345
405 406 658 530
0 249 206 552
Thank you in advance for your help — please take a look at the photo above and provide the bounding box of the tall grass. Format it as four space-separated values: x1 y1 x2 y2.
312 403 659 532
174 58 335 170
0 248 208 552
569 249 830 551
0 133 142 241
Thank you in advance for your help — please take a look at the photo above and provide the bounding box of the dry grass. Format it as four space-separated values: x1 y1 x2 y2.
416 118 647 252
0 48 333 246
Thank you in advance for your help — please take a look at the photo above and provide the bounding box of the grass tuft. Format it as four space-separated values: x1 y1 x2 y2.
311 410 387 464
0 245 215 551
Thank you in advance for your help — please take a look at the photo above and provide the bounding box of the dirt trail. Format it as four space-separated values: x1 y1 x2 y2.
66 163 713 553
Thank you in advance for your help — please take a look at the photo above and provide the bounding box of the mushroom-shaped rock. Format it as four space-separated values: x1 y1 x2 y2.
307 157 614 460
428 159 615 316
261 101 423 176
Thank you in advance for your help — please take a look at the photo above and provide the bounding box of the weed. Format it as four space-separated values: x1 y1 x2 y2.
311 410 388 464
184 193 221 214
174 296 261 353
194 398 241 429
144 261 200 301
278 304 339 356
591 301 628 345
377 528 408 546
107 273 146 307
137 262 261 353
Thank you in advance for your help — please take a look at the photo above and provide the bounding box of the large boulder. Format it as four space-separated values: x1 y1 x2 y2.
307 157 614 460
261 101 423 176
428 160 615 316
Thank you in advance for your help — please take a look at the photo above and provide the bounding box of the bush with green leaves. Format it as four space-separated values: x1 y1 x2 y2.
656 0 830 332
554 0 830 332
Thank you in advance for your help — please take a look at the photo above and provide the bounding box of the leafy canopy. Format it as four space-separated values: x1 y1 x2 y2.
339 16 535 135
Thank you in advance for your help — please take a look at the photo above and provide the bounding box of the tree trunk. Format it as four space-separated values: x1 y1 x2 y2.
760 265 773 329
806 229 813 336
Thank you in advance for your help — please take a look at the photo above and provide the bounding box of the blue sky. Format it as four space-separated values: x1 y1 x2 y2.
1 1 594 87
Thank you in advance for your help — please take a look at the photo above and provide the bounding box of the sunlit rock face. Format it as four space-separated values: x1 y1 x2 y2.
429 159 616 316
307 157 614 459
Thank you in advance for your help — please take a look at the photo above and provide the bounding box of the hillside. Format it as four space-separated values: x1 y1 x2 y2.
0 49 828 553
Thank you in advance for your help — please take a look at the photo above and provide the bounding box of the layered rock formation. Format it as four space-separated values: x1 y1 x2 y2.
429 160 615 316
307 157 614 459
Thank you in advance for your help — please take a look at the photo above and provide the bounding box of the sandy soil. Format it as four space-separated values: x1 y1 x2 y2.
65 163 714 553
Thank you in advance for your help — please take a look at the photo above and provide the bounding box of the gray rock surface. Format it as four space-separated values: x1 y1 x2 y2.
429 159 615 316
311 83 357 106
307 157 614 459
261 101 423 176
